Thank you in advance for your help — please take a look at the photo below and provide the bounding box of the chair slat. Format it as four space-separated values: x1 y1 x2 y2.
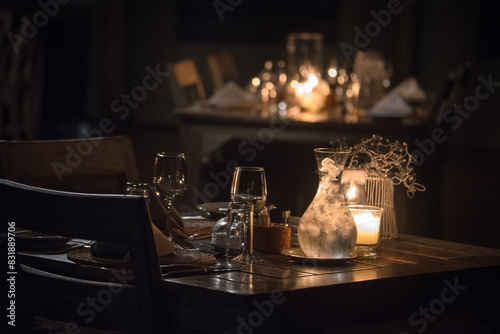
1 179 168 333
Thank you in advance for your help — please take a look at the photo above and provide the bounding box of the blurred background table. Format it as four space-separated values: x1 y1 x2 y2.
175 105 434 237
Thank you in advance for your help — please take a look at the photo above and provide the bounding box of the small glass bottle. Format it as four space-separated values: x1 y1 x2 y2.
270 208 291 227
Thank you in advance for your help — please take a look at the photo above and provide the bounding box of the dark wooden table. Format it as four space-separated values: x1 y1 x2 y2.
20 232 500 333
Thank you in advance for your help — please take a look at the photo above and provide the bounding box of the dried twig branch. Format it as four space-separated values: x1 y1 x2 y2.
332 135 426 197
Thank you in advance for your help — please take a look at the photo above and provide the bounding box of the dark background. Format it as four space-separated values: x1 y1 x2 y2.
1 0 499 248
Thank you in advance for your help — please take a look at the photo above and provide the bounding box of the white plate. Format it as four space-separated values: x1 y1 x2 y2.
16 229 70 250
281 248 357 264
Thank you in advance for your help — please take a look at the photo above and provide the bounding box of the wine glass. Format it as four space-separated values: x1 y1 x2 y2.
231 166 267 213
152 152 187 240
229 166 267 264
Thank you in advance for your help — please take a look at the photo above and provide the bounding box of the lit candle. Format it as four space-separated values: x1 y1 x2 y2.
348 205 384 257
341 169 367 205
289 66 329 112
352 211 380 244
345 183 358 202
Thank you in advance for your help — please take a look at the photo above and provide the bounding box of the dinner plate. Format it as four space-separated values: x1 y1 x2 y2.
16 229 71 250
197 202 229 221
281 248 357 265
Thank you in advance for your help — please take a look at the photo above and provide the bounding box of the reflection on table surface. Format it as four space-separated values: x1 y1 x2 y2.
19 233 500 333
175 102 428 127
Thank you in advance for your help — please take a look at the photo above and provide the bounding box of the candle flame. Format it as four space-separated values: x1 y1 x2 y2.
294 73 319 96
346 185 357 200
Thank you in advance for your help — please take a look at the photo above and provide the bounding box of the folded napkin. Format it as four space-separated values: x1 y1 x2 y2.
208 81 258 108
393 77 427 102
149 191 184 229
91 191 179 258
151 222 175 256
365 91 412 118
365 77 426 118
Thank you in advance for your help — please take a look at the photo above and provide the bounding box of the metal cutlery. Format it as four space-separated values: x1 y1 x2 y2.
42 240 95 254
161 264 243 277
171 228 197 250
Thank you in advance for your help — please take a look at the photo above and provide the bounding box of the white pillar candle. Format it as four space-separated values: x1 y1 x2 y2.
351 211 380 245
348 205 384 246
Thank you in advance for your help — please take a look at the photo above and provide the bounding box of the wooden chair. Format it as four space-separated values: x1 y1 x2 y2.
1 179 168 333
0 136 139 193
167 59 206 107
0 10 42 140
429 62 471 127
207 51 240 91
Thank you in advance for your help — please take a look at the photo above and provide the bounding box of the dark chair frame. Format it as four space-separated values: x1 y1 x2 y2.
0 135 140 194
1 178 168 333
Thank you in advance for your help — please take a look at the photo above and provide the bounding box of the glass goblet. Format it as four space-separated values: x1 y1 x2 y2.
229 166 267 264
152 152 187 240
230 166 267 214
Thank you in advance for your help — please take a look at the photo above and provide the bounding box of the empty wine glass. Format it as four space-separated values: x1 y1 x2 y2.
229 166 267 264
231 166 267 213
152 152 187 240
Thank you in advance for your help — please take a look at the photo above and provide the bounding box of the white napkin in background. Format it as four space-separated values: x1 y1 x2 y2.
365 77 426 117
393 77 427 102
365 90 413 117
208 81 258 108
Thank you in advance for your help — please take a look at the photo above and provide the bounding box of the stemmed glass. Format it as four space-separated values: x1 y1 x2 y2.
152 152 187 240
229 166 267 264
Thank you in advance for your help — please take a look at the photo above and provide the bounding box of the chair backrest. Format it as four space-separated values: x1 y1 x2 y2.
429 62 471 127
167 59 206 107
0 136 139 193
0 10 42 140
0 178 167 333
207 51 240 91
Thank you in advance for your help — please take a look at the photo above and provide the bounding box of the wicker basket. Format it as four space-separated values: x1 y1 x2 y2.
254 225 291 254
365 172 398 239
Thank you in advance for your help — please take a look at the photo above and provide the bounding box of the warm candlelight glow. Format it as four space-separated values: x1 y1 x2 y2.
328 68 338 78
261 87 269 104
341 169 367 205
279 73 287 85
348 205 384 257
346 184 357 201
352 211 380 244
290 71 329 111
337 68 347 85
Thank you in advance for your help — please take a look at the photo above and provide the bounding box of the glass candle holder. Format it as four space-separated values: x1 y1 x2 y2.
352 51 391 110
286 32 324 79
286 32 329 111
341 168 367 205
348 205 384 257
